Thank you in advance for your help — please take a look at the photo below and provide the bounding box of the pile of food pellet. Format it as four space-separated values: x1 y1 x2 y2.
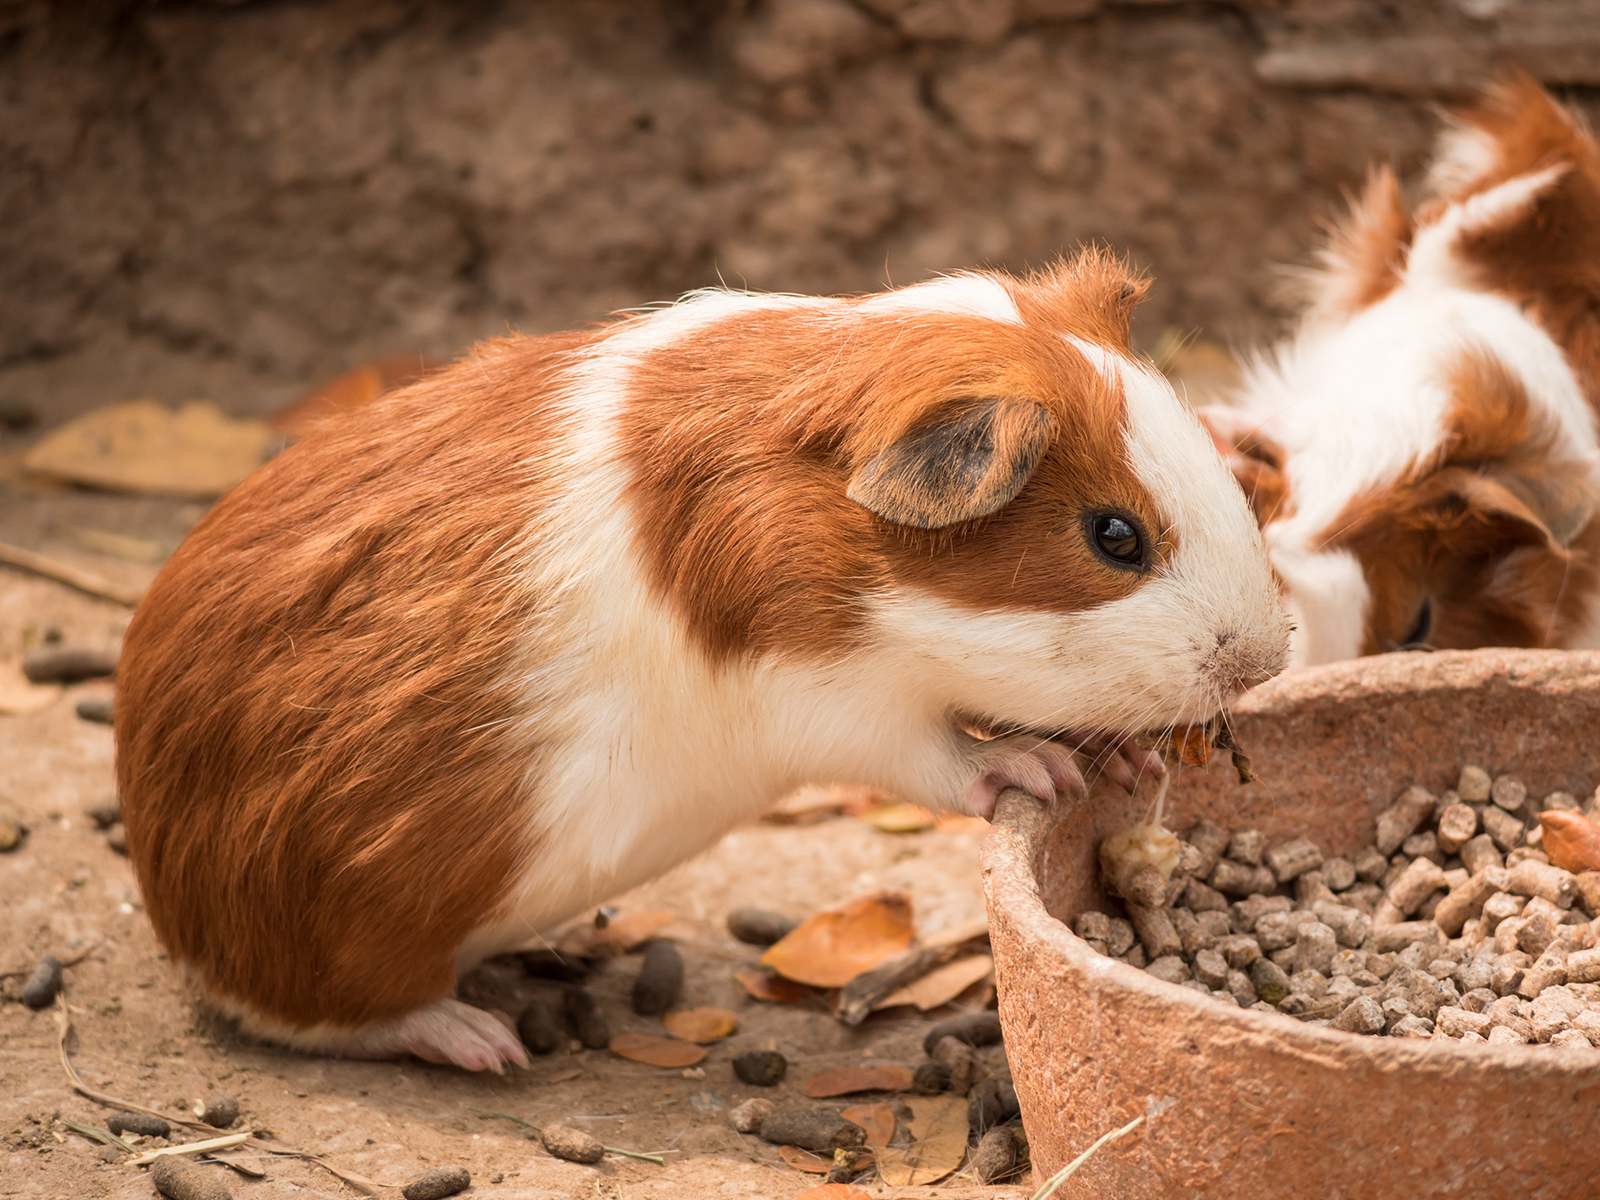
1085 766 1600 1047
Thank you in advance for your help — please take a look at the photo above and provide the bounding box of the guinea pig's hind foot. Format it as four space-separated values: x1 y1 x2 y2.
964 735 1083 820
335 998 531 1073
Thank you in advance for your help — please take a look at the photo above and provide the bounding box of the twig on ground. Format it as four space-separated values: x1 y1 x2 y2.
0 540 143 606
603 1147 667 1166
129 1133 251 1165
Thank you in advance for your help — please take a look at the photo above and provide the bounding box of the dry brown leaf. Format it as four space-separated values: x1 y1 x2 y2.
860 803 936 834
607 1033 707 1068
840 1103 895 1151
875 1095 969 1187
794 1186 872 1200
761 891 914 988
734 969 819 1004
801 1064 913 1098
24 400 274 498
0 662 60 715
778 1146 876 1174
1540 810 1600 874
557 910 675 955
1177 724 1213 767
661 1007 739 1044
874 954 995 1012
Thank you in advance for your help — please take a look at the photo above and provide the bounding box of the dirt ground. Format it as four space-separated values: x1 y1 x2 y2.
0 483 1032 1200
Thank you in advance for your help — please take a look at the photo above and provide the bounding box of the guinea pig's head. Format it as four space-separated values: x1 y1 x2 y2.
1205 73 1600 666
624 252 1289 753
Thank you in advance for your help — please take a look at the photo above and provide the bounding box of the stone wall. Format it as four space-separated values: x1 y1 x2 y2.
2 0 1595 423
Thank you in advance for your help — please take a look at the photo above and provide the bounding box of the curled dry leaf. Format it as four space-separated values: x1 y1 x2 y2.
1540 810 1600 874
875 1095 969 1187
801 1064 913 1098
661 1007 739 1044
839 1103 895 1151
778 1145 875 1174
761 891 915 988
734 969 819 1004
558 910 675 955
607 1033 707 1068
873 954 995 1012
859 803 935 833
1177 724 1213 767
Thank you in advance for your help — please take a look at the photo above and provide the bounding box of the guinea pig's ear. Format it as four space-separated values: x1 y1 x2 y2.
846 397 1054 529
1431 461 1596 551
1197 407 1290 526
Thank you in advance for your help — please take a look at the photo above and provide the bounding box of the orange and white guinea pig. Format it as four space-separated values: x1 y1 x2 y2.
116 251 1289 1072
1205 73 1600 666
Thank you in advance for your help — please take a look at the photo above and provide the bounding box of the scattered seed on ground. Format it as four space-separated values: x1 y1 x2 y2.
151 1156 232 1200
727 907 799 946
542 1124 604 1164
732 1049 787 1086
22 955 62 1009
632 939 684 1017
401 1164 472 1199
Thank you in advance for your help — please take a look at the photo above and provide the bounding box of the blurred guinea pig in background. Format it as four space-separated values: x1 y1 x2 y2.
1203 73 1600 666
115 251 1290 1071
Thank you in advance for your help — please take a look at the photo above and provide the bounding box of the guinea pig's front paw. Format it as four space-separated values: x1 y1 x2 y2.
1074 734 1166 793
340 997 532 1073
964 736 1084 820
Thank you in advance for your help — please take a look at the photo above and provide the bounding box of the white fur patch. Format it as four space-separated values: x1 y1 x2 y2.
1406 165 1571 290
861 272 1024 325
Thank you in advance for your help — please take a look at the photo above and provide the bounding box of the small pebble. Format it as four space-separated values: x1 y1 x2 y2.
22 955 63 1010
84 799 121 829
541 1124 604 1164
75 696 115 724
105 823 128 855
517 999 562 1055
402 1164 471 1199
920 1010 1002 1055
562 984 611 1049
969 1126 1018 1184
199 1094 240 1128
631 940 684 1017
732 1049 787 1087
758 1108 866 1152
729 1096 775 1134
911 1059 951 1094
22 645 119 684
107 1113 170 1138
151 1156 232 1200
96 1144 122 1164
0 817 22 853
726 908 799 946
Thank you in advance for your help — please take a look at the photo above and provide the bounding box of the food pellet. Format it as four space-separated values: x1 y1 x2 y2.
929 1035 977 1095
969 1126 1017 1184
541 1124 604 1164
631 940 684 1016
107 1113 170 1139
729 1097 775 1133
758 1108 867 1152
76 696 115 724
562 984 611 1049
401 1166 471 1199
732 1049 787 1086
198 1094 239 1128
21 955 63 1010
151 1157 232 1200
1084 773 1600 1050
516 998 562 1055
726 908 799 946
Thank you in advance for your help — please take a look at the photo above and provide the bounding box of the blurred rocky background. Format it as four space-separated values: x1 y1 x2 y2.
2 0 1597 427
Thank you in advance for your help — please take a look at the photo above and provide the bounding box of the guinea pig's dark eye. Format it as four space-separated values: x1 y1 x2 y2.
1088 513 1144 567
1402 598 1433 649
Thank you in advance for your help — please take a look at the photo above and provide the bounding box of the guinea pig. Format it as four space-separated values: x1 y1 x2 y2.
115 250 1290 1072
1203 72 1600 666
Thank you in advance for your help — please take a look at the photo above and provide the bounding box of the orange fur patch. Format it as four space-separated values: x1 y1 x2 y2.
116 332 594 1031
621 256 1169 663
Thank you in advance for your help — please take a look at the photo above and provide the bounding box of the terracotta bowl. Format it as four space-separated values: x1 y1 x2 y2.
982 649 1600 1200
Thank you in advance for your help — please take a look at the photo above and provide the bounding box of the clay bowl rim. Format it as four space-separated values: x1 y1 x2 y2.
982 651 1600 1082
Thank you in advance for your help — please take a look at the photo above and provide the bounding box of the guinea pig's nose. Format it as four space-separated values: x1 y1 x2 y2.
1206 629 1286 698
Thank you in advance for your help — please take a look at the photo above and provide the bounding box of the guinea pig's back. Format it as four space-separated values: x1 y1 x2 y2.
115 330 591 1035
